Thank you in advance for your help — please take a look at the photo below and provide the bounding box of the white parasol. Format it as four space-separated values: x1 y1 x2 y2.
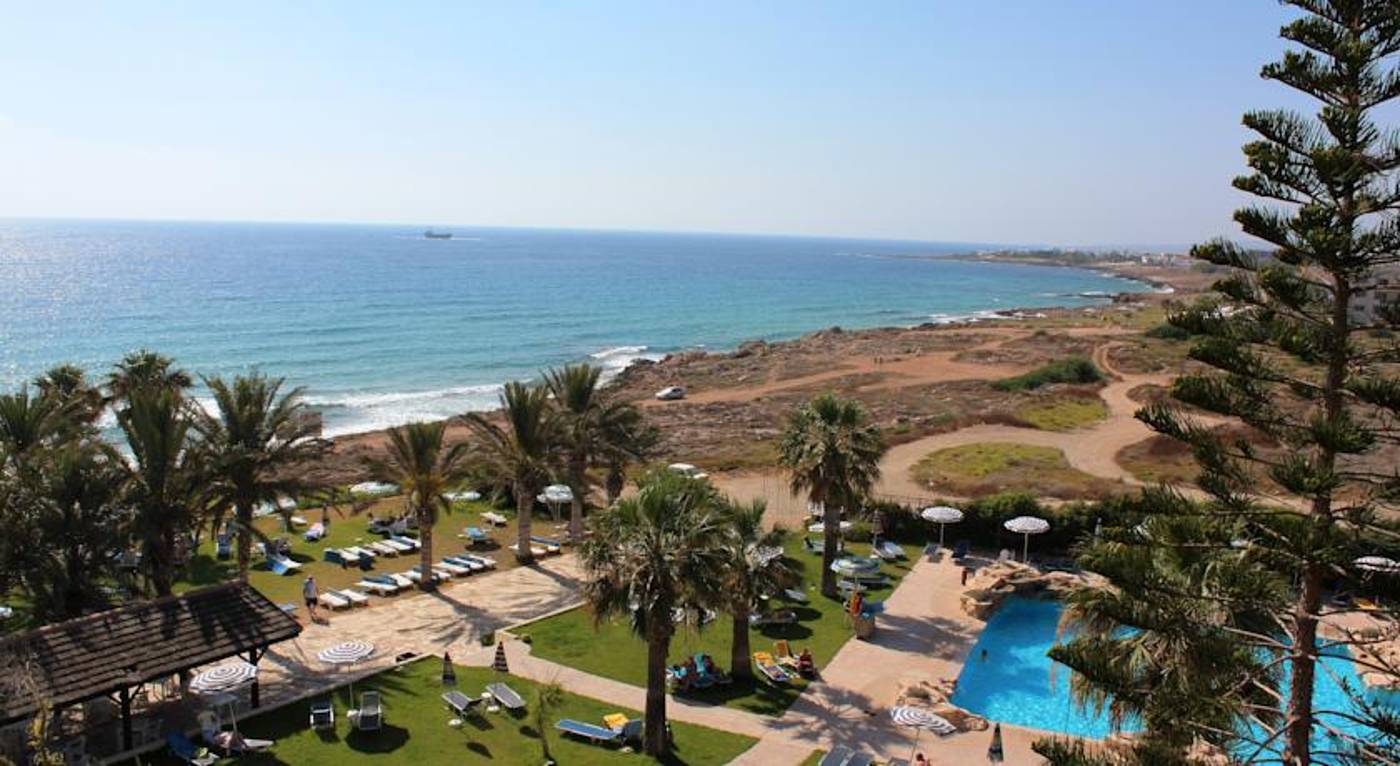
1354 555 1400 574
1004 516 1051 562
319 640 375 698
190 662 258 695
921 506 965 547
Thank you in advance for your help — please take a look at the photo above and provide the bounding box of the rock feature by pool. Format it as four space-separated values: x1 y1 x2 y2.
958 560 1102 620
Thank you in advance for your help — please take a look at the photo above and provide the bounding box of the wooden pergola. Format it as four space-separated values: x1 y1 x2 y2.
0 582 301 752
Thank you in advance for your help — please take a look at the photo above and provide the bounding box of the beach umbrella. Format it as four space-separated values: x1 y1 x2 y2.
441 653 457 687
987 722 1004 763
319 640 375 699
190 661 258 695
921 506 964 547
538 484 573 520
891 706 955 761
1003 516 1050 562
1354 555 1400 574
492 642 510 673
754 545 784 566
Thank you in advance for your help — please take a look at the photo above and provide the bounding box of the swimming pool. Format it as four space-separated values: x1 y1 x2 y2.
951 596 1398 758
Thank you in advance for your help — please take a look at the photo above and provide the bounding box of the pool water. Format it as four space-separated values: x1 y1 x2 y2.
951 596 1398 759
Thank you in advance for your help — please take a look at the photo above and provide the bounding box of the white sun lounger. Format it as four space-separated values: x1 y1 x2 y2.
510 543 549 558
443 556 485 573
345 545 377 560
461 553 497 569
356 579 399 596
367 541 399 556
336 589 370 607
435 560 471 577
379 538 413 553
481 511 508 527
318 592 351 610
386 572 414 589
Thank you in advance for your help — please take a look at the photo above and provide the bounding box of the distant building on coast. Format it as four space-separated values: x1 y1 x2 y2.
1351 265 1400 326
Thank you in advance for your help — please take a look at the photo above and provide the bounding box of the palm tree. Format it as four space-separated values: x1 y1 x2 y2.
777 393 885 598
119 388 204 596
365 420 470 590
195 373 327 581
33 364 104 431
544 363 648 541
465 382 559 564
716 497 801 684
579 470 729 756
0 389 66 470
601 405 659 506
106 349 192 406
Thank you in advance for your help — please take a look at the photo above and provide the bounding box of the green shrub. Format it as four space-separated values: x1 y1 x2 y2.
992 356 1104 391
1145 322 1190 340
844 520 873 543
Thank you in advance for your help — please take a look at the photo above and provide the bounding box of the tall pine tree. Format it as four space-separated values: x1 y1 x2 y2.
1046 3 1400 763
1146 1 1400 761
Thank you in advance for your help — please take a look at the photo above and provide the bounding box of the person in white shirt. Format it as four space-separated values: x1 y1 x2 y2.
303 576 319 619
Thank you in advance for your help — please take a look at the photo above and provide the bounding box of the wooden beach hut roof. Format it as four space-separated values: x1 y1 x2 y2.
0 582 300 726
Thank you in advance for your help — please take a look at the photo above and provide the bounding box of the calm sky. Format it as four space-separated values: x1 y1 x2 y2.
1 2 1315 246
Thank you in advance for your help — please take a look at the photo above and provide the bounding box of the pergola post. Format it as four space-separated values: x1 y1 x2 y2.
246 648 263 709
118 688 133 752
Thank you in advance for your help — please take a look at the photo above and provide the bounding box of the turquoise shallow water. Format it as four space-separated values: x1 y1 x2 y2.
0 220 1148 436
951 597 1398 760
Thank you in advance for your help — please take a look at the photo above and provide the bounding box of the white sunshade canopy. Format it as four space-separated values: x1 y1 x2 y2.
349 482 398 496
538 484 574 504
1354 555 1400 574
830 556 881 577
190 662 258 695
1004 516 1050 535
318 640 375 666
921 506 964 523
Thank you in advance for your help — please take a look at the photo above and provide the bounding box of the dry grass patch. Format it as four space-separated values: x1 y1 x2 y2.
1015 395 1108 431
911 442 1123 500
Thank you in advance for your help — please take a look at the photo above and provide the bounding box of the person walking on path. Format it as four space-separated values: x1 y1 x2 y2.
303 575 320 621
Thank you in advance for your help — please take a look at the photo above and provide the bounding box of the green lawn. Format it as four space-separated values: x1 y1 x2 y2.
1014 397 1108 431
133 658 754 765
176 497 528 606
517 536 911 717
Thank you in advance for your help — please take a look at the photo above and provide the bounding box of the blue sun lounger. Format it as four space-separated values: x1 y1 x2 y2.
268 555 301 576
465 526 489 545
555 719 622 744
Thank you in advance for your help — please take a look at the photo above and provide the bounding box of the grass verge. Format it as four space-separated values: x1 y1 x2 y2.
910 442 1123 500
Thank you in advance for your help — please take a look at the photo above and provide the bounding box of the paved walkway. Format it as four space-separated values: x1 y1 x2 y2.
251 555 585 708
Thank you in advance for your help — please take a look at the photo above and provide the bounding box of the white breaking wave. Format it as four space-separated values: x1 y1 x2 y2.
589 344 664 375
307 383 505 438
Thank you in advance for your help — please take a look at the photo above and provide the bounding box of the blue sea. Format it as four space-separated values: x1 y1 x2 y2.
0 219 1148 436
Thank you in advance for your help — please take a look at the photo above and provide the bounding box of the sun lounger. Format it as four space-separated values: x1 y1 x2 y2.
818 747 854 766
435 559 471 576
268 555 301 575
390 535 420 551
460 553 497 569
379 538 413 553
443 555 486 573
353 691 382 731
309 699 335 730
345 545 377 560
385 572 414 589
486 682 526 711
318 591 351 610
442 690 482 717
952 539 970 561
774 640 798 667
465 526 489 545
753 652 792 684
874 540 905 560
555 719 622 744
845 752 875 766
749 609 797 627
803 537 824 554
303 523 325 542
510 543 549 558
366 540 398 556
407 566 448 583
782 587 809 603
167 732 217 766
530 535 563 553
337 589 370 606
215 534 232 559
481 511 509 527
357 578 399 596
324 548 359 566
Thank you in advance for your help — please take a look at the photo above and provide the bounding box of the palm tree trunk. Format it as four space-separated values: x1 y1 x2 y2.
730 602 753 683
568 454 586 543
418 508 436 592
235 502 252 583
643 621 672 756
515 482 534 564
819 487 839 599
606 465 624 506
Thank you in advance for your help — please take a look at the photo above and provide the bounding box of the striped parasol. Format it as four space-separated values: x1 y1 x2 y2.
1355 555 1400 574
190 661 258 694
492 642 510 673
890 705 952 729
987 722 1004 763
921 506 964 547
318 640 375 666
